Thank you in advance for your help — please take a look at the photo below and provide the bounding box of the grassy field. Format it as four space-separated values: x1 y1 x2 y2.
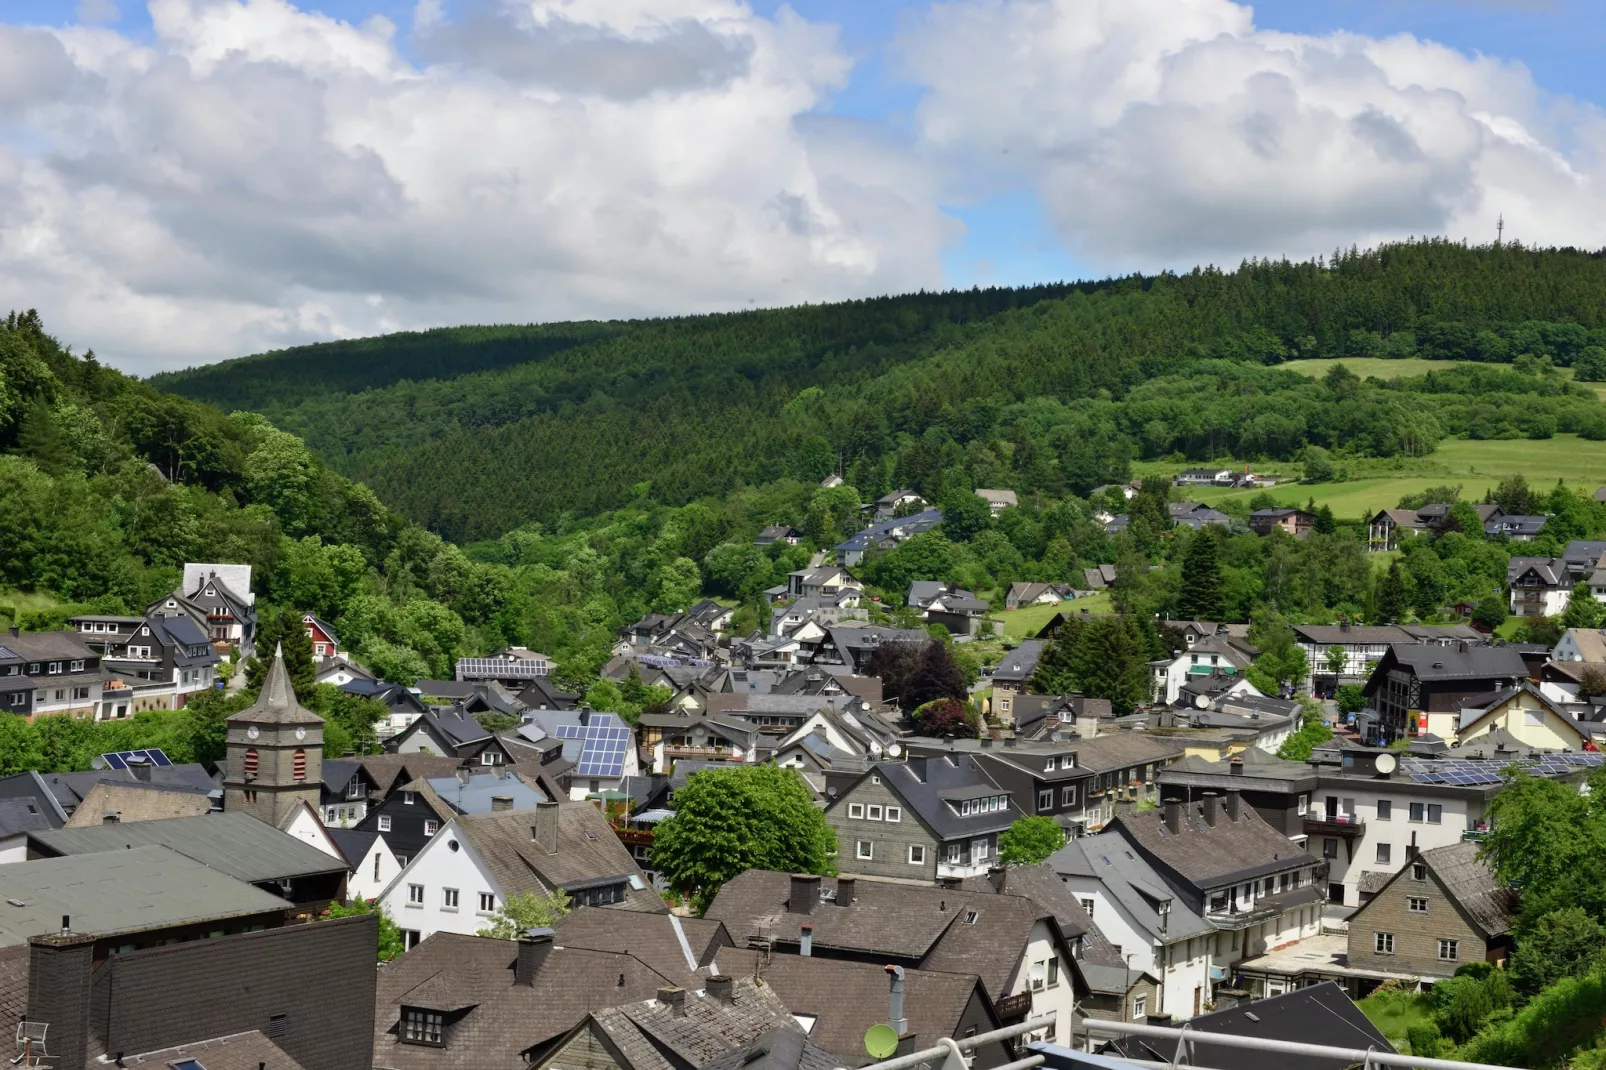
992 593 1112 639
1358 987 1434 1053
1285 355 1606 400
1147 435 1606 522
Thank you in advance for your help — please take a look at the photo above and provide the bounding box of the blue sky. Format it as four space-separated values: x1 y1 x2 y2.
4 0 1605 369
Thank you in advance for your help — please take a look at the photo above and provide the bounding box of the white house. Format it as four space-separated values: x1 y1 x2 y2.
377 801 661 950
1051 833 1214 1021
330 827 402 901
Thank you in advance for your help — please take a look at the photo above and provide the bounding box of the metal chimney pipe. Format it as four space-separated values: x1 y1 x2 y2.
886 964 908 1035
800 923 813 956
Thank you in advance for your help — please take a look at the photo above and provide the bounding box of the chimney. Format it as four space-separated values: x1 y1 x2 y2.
1202 795 1218 827
7 627 17 638
791 874 821 915
658 987 688 1016
127 758 151 783
836 877 856 904
886 965 909 1035
101 813 119 825
515 927 555 985
980 737 993 748
800 924 813 956
1228 756 1244 776
26 932 95 1070
707 975 734 1002
987 866 1007 893
1225 790 1241 822
1076 715 1098 739
491 795 514 812
1163 799 1181 835
1003 736 1017 748
530 801 559 854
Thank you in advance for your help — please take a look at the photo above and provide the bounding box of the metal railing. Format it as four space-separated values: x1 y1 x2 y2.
1064 1017 1522 1070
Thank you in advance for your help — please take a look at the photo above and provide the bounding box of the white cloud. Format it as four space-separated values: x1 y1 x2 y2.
896 0 1606 271
0 0 952 372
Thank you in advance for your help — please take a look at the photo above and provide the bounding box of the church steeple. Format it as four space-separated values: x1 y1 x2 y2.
223 645 324 828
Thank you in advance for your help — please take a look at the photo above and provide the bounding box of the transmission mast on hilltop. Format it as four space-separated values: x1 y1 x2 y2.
1497 213 1505 244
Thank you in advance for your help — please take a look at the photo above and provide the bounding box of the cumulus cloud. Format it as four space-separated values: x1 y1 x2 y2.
896 0 1606 271
0 0 953 371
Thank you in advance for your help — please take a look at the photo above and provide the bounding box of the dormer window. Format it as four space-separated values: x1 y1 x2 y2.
401 1007 445 1046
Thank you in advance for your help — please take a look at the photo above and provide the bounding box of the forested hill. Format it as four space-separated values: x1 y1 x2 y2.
151 240 1606 543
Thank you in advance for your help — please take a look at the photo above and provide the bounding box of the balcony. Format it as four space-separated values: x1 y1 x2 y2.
1302 815 1365 839
664 745 739 761
994 992 1033 1021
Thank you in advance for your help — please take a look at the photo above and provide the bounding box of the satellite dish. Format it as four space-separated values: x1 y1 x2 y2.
1194 694 1210 710
865 1024 900 1059
1375 752 1398 775
888 743 903 758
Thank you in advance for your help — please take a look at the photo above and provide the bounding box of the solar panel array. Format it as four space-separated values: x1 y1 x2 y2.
99 748 173 770
555 713 631 778
1403 751 1605 786
455 657 550 681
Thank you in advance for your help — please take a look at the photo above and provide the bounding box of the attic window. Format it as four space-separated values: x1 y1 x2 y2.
964 910 979 924
400 1007 444 1046
170 1061 208 1070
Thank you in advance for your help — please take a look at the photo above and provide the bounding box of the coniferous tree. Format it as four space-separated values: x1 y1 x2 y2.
1030 616 1085 695
1376 560 1408 623
245 608 317 698
1177 529 1225 621
1071 615 1153 715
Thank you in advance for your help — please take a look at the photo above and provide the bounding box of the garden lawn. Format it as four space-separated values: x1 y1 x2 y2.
1358 987 1434 1053
993 592 1112 639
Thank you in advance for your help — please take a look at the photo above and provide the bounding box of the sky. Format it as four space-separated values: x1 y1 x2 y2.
1 0 1604 373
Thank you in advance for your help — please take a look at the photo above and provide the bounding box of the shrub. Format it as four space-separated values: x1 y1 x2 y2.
1406 1020 1443 1059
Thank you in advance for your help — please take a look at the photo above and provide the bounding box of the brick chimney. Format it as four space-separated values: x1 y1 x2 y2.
515 927 555 985
790 874 821 915
1225 790 1241 822
835 877 855 905
707 975 734 1002
1163 799 1181 835
491 796 514 812
658 987 687 1016
1228 756 1244 776
27 931 96 1070
530 801 559 854
1202 795 1218 827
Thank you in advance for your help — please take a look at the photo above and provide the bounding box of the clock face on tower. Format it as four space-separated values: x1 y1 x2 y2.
295 727 308 740
246 725 260 740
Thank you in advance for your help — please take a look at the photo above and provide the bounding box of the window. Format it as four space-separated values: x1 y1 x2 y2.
378 815 392 832
848 803 864 819
972 838 990 862
1046 958 1059 988
1409 802 1425 822
1376 843 1392 865
481 752 500 766
1408 897 1428 913
1438 939 1459 961
407 883 424 905
1063 786 1077 806
1524 708 1544 727
867 805 883 821
1044 759 1055 772
374 854 382 882
1323 838 1338 859
1297 794 1308 815
908 845 926 865
1374 932 1395 955
479 892 495 912
1376 800 1392 821
1412 862 1427 881
1427 804 1443 824
856 840 872 860
47 662 60 674
1038 790 1053 811
242 748 258 779
424 820 439 836
69 660 84 672
442 888 459 909
293 749 307 781
403 792 416 805
1134 995 1147 1018
1079 898 1095 917
946 843 963 864
72 687 89 700
885 806 901 823
1062 756 1075 770
243 790 257 805
401 1008 444 1045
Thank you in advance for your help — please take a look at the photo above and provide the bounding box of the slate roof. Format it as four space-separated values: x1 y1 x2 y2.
720 955 993 1060
1050 833 1212 945
1380 643 1529 682
359 753 465 797
0 846 288 945
372 934 678 1070
583 977 799 1070
426 771 549 813
845 755 1019 839
1421 841 1512 938
109 1029 306 1070
1290 624 1415 646
700 1026 840 1070
553 907 733 990
230 646 324 726
1110 799 1318 891
1560 628 1606 662
0 629 97 661
704 871 1069 1001
1105 980 1394 1070
327 827 381 869
0 798 56 839
975 489 1018 508
418 706 495 749
0 945 25 1037
28 810 348 883
451 804 666 911
991 639 1044 685
1066 733 1187 773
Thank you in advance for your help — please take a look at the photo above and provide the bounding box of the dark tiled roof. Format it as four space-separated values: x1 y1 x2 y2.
230 649 324 726
0 945 26 1038
700 1026 840 1070
1131 981 1394 1070
111 1030 306 1070
1382 644 1528 682
453 804 666 911
328 827 380 868
1111 800 1317 890
360 753 466 796
373 935 676 1070
1423 841 1512 938
588 977 797 1070
554 907 732 989
847 755 1019 839
992 640 1044 684
28 811 347 883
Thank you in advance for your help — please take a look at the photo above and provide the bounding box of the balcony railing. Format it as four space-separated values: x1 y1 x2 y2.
1303 815 1365 838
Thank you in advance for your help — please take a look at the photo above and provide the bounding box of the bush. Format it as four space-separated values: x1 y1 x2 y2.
1406 1020 1443 1059
1459 970 1606 1069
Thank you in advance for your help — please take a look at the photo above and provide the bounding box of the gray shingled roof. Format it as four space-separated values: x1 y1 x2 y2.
1381 643 1528 682
1110 800 1318 891
1050 833 1211 945
109 1030 306 1070
231 647 324 726
849 755 1019 840
700 1026 840 1070
1422 841 1512 938
28 810 347 883
589 977 798 1070
452 804 665 911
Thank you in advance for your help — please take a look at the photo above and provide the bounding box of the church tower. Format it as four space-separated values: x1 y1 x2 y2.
224 644 324 827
